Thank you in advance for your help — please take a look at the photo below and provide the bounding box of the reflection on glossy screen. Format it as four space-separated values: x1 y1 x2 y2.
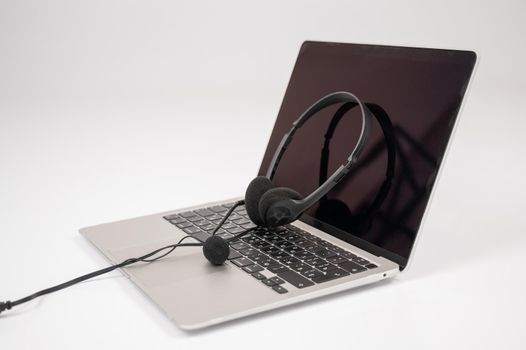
258 42 476 263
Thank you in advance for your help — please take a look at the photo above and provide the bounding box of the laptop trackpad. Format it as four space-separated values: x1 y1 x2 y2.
108 238 281 328
109 239 227 287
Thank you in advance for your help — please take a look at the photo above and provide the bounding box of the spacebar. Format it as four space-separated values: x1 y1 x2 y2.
277 270 314 289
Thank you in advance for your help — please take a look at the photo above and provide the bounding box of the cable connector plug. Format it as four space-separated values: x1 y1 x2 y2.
0 301 13 315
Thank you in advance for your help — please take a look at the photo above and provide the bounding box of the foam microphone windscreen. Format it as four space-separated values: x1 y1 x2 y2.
202 235 230 265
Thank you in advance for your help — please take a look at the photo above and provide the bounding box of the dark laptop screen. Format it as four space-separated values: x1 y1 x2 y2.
258 42 476 268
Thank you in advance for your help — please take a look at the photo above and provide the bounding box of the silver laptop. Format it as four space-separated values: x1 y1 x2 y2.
80 41 477 330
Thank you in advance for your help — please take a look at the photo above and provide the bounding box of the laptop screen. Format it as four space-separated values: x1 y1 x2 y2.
258 42 476 268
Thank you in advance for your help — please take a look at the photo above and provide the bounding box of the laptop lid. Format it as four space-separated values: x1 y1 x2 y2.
258 41 476 270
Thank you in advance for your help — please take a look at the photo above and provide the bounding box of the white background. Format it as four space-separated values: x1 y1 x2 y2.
1 0 525 349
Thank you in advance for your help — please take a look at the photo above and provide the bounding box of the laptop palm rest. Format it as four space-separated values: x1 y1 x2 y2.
107 240 282 329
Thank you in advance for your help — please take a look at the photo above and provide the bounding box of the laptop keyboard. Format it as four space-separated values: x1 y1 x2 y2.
163 202 378 294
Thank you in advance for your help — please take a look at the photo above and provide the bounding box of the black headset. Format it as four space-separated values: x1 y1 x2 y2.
315 102 396 235
0 91 384 316
245 91 373 228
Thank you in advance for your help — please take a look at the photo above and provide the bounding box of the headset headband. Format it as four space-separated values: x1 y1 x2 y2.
265 91 373 213
319 102 396 227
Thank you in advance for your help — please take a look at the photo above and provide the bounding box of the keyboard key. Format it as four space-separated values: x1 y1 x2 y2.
301 269 324 279
227 227 246 235
235 218 251 226
273 240 294 249
241 236 258 244
210 205 228 213
250 253 268 263
312 268 349 283
251 272 266 280
267 264 289 273
269 250 289 260
183 226 202 234
191 231 211 242
207 214 222 221
253 241 271 249
295 251 315 260
259 259 277 268
202 224 216 231
291 248 307 257
258 231 275 239
304 257 326 266
217 232 234 240
239 248 259 257
175 221 193 229
328 246 346 254
179 211 197 218
194 209 215 217
241 223 257 230
313 248 337 259
300 231 315 240
243 264 264 273
296 240 315 249
230 213 244 220
341 251 357 259
352 257 371 265
339 260 367 274
262 278 277 286
168 217 186 225
310 236 324 244
286 225 302 232
279 256 300 266
163 213 181 221
290 263 310 273
231 257 254 267
187 216 204 222
269 276 285 285
317 263 338 273
326 255 348 264
227 249 242 260
365 263 378 269
230 242 250 250
272 285 288 294
284 233 301 242
283 246 303 254
192 219 207 226
269 236 284 243
277 270 314 289
261 246 281 254
304 245 320 253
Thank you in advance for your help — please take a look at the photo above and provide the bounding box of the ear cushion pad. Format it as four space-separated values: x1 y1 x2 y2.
258 187 303 225
245 176 275 226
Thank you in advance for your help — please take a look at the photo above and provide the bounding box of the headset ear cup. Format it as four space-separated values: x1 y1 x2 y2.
245 176 275 226
259 187 303 227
